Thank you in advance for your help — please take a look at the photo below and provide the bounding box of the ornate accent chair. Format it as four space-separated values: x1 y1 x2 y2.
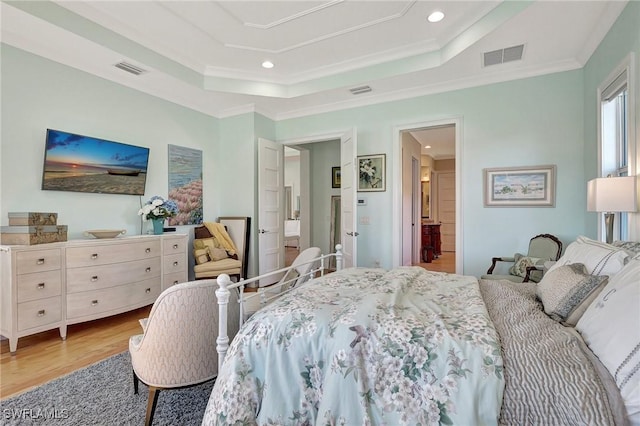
481 233 563 283
129 279 240 426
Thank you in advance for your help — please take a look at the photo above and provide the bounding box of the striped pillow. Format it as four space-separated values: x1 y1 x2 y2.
536 263 608 326
576 255 640 425
546 236 629 277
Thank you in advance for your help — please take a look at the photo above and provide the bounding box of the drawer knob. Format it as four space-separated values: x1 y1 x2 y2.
37 283 45 290
173 244 178 249
145 248 151 253
37 309 45 317
145 288 151 294
173 261 179 267
91 253 98 260
146 267 151 273
91 300 99 306
91 276 99 282
36 258 45 265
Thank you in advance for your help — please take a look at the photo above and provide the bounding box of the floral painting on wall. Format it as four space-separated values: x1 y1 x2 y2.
358 154 386 192
167 144 203 225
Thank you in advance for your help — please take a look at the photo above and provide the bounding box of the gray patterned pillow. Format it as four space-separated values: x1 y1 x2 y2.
536 263 609 326
612 240 640 258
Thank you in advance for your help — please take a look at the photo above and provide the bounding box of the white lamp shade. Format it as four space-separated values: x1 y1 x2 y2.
587 176 638 212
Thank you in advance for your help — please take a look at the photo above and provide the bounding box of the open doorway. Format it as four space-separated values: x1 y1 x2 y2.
397 121 458 274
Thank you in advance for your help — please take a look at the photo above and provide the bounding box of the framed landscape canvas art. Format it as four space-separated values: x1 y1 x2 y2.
358 154 386 192
483 165 556 207
168 145 203 225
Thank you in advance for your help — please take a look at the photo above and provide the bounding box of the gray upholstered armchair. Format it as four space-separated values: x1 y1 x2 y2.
481 233 563 283
129 279 240 425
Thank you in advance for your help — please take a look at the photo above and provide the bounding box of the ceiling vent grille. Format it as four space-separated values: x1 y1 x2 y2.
483 44 524 67
114 61 147 75
350 85 372 95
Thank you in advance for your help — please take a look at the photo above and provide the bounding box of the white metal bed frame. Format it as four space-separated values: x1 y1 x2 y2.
215 245 344 367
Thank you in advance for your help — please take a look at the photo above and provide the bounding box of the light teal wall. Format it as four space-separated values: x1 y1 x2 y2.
308 140 341 255
583 1 640 239
1 45 219 240
277 71 586 275
217 112 276 276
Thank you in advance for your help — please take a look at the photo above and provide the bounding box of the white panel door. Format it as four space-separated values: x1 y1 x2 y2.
437 171 456 252
258 138 284 285
401 135 422 265
340 129 357 267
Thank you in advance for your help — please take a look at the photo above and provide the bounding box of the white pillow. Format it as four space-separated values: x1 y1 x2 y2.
546 236 629 277
576 255 640 425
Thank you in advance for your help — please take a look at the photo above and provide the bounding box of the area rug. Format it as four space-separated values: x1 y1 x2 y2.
0 352 213 425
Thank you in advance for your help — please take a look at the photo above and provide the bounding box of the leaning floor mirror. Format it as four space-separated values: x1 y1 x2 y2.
218 216 251 278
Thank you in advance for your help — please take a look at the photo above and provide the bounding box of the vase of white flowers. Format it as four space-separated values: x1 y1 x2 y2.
138 196 178 235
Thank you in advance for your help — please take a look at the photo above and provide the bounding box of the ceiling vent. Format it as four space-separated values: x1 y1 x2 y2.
483 44 524 67
350 85 372 95
114 61 147 76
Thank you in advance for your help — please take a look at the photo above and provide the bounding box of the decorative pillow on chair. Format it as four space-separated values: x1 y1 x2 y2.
546 236 629 277
193 248 210 265
536 263 608 326
209 247 229 261
194 237 220 252
509 253 546 281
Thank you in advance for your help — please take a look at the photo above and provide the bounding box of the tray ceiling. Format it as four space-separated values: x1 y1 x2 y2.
1 1 627 119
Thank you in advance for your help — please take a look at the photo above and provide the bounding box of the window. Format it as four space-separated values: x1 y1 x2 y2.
598 56 634 241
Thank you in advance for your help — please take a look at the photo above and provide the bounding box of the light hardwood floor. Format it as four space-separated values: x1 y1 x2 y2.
417 251 456 273
1 249 454 399
0 305 151 399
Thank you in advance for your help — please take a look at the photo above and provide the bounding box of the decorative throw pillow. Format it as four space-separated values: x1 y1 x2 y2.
209 247 229 261
546 236 629 277
509 253 546 282
576 256 640 424
536 263 609 326
193 248 210 265
194 237 220 252
612 240 640 258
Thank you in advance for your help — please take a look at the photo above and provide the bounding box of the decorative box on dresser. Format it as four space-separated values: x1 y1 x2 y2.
0 234 187 353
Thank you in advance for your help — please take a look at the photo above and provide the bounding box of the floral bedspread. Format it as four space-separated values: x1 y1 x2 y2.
202 266 504 426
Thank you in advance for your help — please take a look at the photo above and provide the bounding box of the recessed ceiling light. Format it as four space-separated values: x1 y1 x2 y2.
262 61 274 69
427 11 444 23
425 145 432 149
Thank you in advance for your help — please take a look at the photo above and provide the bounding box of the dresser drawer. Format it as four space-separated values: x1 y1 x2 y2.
66 278 160 320
163 253 186 274
163 237 187 255
163 271 187 290
16 249 61 274
66 240 161 268
17 296 62 331
66 258 161 293
17 270 62 303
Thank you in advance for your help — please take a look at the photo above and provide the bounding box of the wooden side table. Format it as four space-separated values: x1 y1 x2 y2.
421 223 442 263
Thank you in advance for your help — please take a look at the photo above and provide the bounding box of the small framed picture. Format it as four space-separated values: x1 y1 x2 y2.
358 154 386 192
483 165 556 207
332 167 341 188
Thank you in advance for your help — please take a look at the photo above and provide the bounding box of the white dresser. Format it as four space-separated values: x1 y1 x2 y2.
0 234 187 353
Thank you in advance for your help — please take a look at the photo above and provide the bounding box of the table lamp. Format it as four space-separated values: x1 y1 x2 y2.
587 176 637 244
